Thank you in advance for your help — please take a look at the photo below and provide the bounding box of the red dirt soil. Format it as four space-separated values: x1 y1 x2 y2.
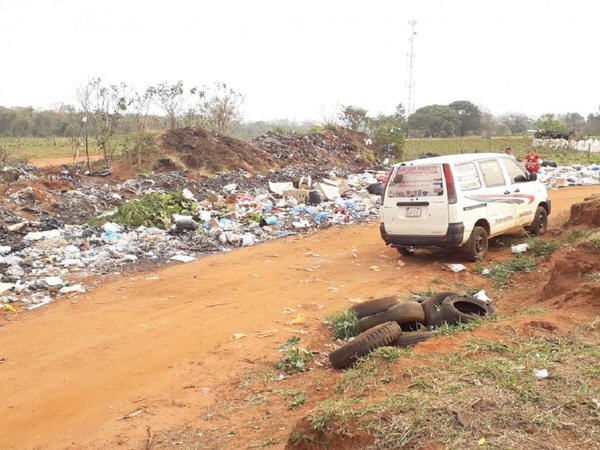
0 186 599 450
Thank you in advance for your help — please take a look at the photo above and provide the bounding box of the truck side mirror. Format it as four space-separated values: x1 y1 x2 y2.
528 172 537 181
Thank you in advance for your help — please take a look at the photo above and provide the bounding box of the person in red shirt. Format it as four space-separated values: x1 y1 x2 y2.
524 147 541 173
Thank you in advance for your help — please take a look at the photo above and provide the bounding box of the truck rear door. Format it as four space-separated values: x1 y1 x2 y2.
381 164 449 236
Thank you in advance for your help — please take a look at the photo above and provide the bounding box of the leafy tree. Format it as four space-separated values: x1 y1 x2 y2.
338 105 368 131
500 113 531 135
584 110 600 135
448 100 481 136
368 113 405 160
533 113 570 139
407 105 461 137
560 112 585 135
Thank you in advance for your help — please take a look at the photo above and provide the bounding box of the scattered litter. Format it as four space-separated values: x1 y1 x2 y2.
474 290 491 302
121 408 145 420
144 276 160 281
44 277 63 286
169 255 197 263
0 282 15 295
347 297 362 304
511 243 530 254
369 265 381 271
481 268 491 275
534 368 549 379
443 263 467 273
289 314 306 325
397 259 406 267
232 333 246 340
59 284 86 294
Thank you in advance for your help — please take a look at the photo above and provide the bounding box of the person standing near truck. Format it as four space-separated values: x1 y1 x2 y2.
524 147 541 173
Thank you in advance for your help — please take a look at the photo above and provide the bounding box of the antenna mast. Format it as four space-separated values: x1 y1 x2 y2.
407 20 417 115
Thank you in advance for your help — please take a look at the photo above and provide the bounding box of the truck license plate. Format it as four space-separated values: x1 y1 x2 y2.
406 207 421 217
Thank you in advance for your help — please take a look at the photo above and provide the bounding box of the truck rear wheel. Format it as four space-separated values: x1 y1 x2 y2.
464 226 488 261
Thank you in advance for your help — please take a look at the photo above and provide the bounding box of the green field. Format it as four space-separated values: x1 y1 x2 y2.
2 134 599 165
404 136 600 164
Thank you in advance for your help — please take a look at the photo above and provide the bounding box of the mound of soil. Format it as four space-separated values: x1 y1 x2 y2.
566 194 600 227
159 127 279 173
540 241 600 312
158 127 375 175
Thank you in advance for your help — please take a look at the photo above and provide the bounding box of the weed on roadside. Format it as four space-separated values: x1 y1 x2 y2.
476 256 537 288
585 272 600 282
565 228 593 244
276 337 313 373
327 309 359 340
526 239 561 257
336 348 401 397
433 316 494 337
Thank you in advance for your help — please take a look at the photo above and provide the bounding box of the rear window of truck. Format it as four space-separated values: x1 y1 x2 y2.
386 165 444 198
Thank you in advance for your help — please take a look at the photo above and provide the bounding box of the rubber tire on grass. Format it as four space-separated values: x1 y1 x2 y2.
528 206 548 236
394 331 434 347
329 321 402 370
439 295 495 325
464 226 489 261
358 301 425 332
352 296 398 319
422 292 457 327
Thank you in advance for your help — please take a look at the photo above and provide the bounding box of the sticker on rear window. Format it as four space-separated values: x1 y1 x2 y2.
387 165 443 198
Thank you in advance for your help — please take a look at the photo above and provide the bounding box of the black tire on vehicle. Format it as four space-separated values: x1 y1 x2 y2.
394 331 434 347
528 206 548 236
358 301 425 332
329 321 402 370
352 296 398 319
438 295 495 326
422 291 457 327
464 226 489 261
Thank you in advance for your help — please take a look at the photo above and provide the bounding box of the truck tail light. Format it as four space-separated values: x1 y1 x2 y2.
443 163 457 204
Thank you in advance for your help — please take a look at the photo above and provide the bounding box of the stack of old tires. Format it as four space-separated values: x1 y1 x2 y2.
328 293 495 369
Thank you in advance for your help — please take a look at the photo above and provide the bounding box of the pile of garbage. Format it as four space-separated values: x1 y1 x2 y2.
538 163 600 189
252 129 372 172
0 164 384 309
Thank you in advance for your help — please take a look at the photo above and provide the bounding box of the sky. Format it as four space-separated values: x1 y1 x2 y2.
1 0 598 122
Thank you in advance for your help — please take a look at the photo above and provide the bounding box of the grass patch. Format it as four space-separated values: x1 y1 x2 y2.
585 272 600 283
565 228 594 244
327 309 359 340
302 326 600 450
336 347 402 397
276 337 313 373
433 316 494 336
526 238 562 257
476 256 537 288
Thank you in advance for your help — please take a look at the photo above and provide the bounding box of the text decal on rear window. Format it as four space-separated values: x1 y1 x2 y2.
387 165 444 198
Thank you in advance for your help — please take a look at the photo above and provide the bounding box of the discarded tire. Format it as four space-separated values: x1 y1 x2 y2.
439 296 495 325
329 321 402 370
400 321 427 332
395 331 434 347
358 301 425 332
352 296 399 319
422 292 457 326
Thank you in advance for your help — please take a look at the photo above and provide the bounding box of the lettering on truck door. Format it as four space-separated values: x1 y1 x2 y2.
470 159 516 235
503 158 536 226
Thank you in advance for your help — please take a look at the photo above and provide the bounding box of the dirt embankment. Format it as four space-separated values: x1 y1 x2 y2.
0 186 599 450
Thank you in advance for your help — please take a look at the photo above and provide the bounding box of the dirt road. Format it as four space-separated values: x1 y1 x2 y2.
1 186 598 449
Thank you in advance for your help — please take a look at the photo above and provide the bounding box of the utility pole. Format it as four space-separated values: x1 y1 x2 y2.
407 20 417 116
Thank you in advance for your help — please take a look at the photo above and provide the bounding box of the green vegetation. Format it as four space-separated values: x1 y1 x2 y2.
526 239 562 257
433 316 494 336
327 309 359 340
565 228 594 244
476 256 537 288
298 328 599 450
276 337 313 373
109 190 198 229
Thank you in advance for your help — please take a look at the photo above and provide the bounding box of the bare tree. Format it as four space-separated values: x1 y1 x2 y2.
148 81 202 129
196 82 244 135
76 77 132 165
